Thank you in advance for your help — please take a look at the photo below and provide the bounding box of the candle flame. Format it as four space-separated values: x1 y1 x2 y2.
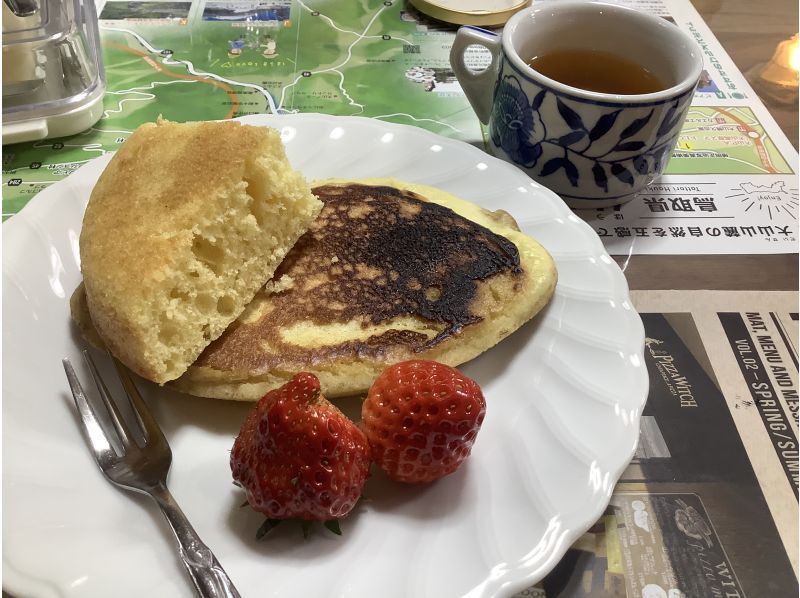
790 36 799 72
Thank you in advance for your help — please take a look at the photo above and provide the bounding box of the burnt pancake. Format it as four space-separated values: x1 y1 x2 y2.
174 179 556 399
72 179 557 399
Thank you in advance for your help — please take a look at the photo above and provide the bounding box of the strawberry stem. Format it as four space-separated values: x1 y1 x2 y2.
256 518 282 540
253 517 345 539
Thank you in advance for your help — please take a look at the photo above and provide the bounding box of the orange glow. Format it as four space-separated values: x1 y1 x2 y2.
789 36 799 72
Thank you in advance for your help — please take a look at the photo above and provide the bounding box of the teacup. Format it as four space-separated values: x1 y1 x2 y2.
450 0 702 208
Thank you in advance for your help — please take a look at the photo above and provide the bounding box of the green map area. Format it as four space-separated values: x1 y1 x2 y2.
667 106 793 175
3 0 480 217
2 0 794 217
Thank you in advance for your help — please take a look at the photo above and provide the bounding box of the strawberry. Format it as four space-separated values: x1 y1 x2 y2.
361 360 486 483
231 372 371 523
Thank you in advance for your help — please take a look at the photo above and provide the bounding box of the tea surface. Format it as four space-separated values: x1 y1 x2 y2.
527 48 665 95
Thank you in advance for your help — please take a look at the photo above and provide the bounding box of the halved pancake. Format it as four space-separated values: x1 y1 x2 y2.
72 179 557 399
79 119 322 384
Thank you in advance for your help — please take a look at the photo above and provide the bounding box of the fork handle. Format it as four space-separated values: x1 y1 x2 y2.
151 484 242 598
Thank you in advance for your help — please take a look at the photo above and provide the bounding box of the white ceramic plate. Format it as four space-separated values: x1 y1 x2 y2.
3 114 647 598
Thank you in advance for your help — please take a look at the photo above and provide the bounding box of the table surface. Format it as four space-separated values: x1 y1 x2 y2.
1 2 796 597
618 0 798 292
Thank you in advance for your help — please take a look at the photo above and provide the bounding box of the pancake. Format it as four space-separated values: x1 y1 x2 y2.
79 119 322 384
179 178 555 398
72 179 557 399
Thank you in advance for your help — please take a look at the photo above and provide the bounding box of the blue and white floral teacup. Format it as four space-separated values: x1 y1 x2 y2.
450 0 702 208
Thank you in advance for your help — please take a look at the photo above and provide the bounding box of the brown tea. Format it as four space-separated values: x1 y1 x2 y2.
527 48 665 95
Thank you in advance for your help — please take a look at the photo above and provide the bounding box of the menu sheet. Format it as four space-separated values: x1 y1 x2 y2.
514 291 798 598
2 0 798 255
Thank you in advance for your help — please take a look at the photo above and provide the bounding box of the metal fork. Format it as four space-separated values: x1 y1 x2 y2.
63 352 241 598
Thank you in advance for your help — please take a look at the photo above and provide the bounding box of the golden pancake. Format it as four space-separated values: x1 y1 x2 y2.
79 119 321 384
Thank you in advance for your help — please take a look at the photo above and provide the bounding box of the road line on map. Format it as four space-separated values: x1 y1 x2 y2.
338 7 390 70
278 75 305 109
103 81 196 119
362 34 413 45
12 181 63 185
372 113 461 133
32 142 106 153
40 158 94 165
104 40 242 118
108 79 196 95
296 0 360 36
106 90 155 96
88 128 133 135
298 0 411 44
332 69 364 114
10 160 94 174
715 107 777 173
278 5 388 111
289 3 303 112
729 106 759 123
103 96 156 118
161 55 260 113
102 26 281 114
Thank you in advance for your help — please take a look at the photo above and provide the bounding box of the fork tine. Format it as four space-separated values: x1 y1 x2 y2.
62 358 115 464
111 358 168 449
82 351 138 450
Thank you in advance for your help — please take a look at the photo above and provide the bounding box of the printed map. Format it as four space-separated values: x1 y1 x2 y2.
3 0 481 217
670 106 793 175
1 0 795 218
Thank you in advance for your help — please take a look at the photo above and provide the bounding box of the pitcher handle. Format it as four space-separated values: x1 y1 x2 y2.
450 26 503 125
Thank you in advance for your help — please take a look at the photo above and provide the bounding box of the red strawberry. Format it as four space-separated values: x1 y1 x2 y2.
361 360 486 483
231 372 371 522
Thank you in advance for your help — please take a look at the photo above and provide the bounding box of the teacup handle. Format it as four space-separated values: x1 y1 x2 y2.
449 26 503 125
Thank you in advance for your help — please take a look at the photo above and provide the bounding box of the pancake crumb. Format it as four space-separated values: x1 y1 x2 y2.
264 275 295 294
